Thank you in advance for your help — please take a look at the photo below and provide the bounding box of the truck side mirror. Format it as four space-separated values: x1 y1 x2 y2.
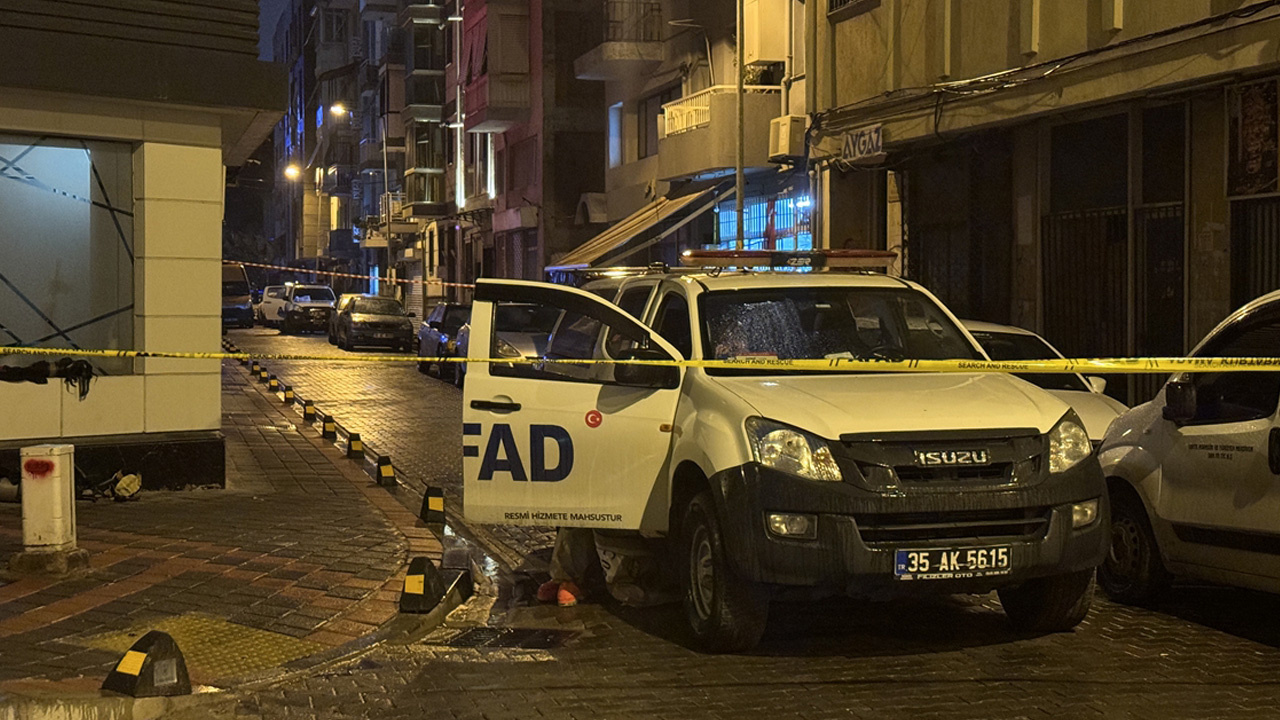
1087 376 1107 394
1163 379 1197 424
614 348 679 389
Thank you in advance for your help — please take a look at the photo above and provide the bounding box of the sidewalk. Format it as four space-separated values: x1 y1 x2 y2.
0 363 442 700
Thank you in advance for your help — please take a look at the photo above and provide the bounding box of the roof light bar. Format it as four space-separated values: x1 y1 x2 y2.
679 249 898 270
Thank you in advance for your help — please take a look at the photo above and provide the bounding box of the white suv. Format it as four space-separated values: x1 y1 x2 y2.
462 260 1107 650
1099 290 1280 604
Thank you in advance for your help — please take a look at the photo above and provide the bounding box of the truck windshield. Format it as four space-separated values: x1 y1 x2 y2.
698 287 981 373
223 281 251 296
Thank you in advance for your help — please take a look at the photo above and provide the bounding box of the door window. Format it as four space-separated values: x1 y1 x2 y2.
1187 316 1280 424
604 284 656 357
493 296 670 384
652 293 692 360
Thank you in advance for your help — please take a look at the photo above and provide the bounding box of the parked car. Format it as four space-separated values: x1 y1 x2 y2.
257 285 287 327
333 295 415 351
221 263 254 328
963 320 1128 444
452 302 561 388
463 251 1107 651
280 284 336 334
417 302 471 379
1098 289 1280 605
329 294 361 344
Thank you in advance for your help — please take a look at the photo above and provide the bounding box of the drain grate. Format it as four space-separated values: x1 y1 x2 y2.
445 627 577 649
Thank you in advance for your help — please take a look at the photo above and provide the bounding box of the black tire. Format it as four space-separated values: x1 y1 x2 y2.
998 569 1095 633
1099 490 1169 605
682 492 769 652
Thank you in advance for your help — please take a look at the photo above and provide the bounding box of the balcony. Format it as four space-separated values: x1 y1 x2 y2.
657 86 782 182
464 74 530 133
461 0 531 133
322 164 355 195
575 0 663 82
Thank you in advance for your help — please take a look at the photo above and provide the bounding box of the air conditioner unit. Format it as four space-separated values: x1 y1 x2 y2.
769 115 807 163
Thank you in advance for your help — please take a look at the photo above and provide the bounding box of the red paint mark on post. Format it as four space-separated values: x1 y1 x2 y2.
585 410 603 428
23 459 55 478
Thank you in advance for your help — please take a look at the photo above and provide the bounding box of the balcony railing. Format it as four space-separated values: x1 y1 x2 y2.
605 0 662 42
380 192 406 220
662 85 782 136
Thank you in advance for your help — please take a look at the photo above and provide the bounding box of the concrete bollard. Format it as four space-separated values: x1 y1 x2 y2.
8 444 89 575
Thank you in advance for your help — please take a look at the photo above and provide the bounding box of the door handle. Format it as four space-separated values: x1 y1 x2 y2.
471 400 521 413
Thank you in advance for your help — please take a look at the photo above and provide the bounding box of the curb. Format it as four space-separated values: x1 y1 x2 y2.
0 689 222 720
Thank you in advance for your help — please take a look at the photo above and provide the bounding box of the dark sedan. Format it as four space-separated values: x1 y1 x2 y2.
333 295 416 351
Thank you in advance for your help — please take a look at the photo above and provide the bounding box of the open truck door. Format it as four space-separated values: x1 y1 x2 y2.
462 279 684 532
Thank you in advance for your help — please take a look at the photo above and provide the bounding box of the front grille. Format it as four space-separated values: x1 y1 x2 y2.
855 507 1051 546
891 464 1011 484
835 430 1046 493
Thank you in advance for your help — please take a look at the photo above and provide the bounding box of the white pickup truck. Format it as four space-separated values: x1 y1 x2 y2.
462 252 1108 651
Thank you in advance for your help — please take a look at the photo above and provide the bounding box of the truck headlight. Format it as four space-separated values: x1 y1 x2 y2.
745 418 842 482
1048 413 1091 474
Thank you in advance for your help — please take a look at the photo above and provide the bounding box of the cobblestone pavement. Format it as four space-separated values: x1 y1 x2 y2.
212 328 1280 720
187 587 1280 720
226 328 554 570
0 363 440 693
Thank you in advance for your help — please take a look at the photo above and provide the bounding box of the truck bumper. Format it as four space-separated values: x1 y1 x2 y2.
710 459 1108 596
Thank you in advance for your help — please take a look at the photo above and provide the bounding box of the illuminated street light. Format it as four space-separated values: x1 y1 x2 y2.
283 164 301 180
330 103 348 117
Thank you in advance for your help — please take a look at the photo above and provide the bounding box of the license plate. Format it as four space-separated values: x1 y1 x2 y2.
894 546 1011 580
373 333 393 339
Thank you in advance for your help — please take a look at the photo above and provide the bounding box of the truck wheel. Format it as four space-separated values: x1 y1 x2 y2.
998 569 1095 633
682 492 769 652
1099 491 1169 605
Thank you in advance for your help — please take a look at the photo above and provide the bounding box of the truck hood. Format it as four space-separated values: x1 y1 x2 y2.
710 372 1071 439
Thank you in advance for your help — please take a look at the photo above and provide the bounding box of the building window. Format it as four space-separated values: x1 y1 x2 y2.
508 136 538 192
0 134 134 374
717 192 813 252
639 87 680 160
323 9 348 43
407 172 447 205
608 102 623 168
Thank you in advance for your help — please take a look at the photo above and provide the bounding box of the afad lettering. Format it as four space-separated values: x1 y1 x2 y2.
474 423 574 482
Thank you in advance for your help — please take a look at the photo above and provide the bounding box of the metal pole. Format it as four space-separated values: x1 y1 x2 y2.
382 113 390 296
736 0 745 251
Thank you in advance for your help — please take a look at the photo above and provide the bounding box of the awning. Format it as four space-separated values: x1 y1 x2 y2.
547 186 730 272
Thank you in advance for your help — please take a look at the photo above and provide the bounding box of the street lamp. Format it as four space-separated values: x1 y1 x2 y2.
330 102 348 117
283 164 301 180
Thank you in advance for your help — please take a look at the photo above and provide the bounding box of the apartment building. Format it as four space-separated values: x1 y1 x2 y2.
426 0 609 300
808 0 1280 404
551 0 810 274
0 1 284 486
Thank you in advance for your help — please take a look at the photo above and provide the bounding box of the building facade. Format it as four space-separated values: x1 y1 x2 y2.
550 0 811 274
808 0 1280 403
0 1 285 486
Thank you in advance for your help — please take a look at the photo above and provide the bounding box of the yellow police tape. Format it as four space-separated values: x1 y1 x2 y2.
5 345 1280 374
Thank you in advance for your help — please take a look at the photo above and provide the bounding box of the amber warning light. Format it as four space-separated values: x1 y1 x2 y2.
680 249 898 270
